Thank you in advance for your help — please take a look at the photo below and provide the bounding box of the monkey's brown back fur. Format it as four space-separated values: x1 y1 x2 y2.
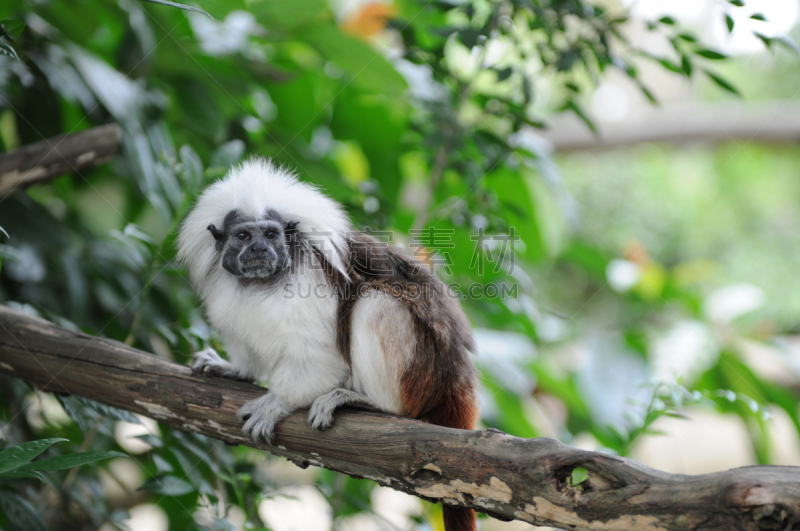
322 233 478 531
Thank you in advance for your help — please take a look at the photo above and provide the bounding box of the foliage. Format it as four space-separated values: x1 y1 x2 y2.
0 438 124 482
0 436 125 530
0 0 797 529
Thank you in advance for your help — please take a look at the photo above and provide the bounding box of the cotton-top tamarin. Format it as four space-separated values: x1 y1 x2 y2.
178 159 479 531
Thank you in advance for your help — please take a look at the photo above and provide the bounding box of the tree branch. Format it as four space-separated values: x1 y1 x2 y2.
0 304 798 531
0 123 121 197
537 102 800 152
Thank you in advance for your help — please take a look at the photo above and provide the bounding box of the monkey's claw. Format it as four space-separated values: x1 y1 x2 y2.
190 348 254 382
308 395 337 431
191 347 226 375
237 393 288 445
308 389 380 430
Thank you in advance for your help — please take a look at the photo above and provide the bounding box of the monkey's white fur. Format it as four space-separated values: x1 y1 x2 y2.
178 159 412 442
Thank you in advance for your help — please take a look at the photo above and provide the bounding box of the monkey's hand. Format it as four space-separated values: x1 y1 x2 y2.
190 347 254 384
237 392 289 445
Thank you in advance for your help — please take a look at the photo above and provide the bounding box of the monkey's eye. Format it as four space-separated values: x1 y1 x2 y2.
236 231 250 241
265 230 277 239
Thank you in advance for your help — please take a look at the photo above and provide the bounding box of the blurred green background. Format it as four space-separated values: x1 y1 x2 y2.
0 0 799 529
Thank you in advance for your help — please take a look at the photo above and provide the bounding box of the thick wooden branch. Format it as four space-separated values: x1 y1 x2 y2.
538 101 800 152
0 123 121 196
0 305 798 531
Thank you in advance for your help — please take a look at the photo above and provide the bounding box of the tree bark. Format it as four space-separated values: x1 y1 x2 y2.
0 123 121 196
0 304 798 531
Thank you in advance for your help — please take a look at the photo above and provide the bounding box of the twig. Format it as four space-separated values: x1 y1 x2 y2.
0 123 121 196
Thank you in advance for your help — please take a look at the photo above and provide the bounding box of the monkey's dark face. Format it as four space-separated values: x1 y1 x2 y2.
208 210 299 281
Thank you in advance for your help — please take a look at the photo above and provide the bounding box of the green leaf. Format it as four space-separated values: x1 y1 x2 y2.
658 16 675 25
638 83 657 104
0 41 19 60
563 99 597 135
0 438 67 474
122 224 156 248
57 396 140 434
728 0 745 6
458 28 481 49
725 14 734 33
753 32 772 49
571 467 589 486
522 75 533 105
677 33 698 43
209 140 245 170
0 470 46 481
663 412 690 420
623 63 639 79
704 70 741 96
16 451 126 473
140 475 197 496
303 25 408 97
138 0 213 18
75 397 141 424
134 434 163 448
249 0 328 29
0 20 25 41
750 13 766 21
56 395 89 434
167 447 204 488
657 57 683 74
180 144 204 190
494 66 513 82
556 49 581 72
484 168 549 261
152 455 173 474
696 49 727 60
0 491 47 531
681 55 693 77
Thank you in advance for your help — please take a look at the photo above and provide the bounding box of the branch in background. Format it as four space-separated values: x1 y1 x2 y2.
0 123 121 196
537 102 800 152
0 305 798 530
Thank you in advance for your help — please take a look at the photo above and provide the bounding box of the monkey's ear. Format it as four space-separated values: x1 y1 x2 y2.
285 221 300 246
207 224 225 242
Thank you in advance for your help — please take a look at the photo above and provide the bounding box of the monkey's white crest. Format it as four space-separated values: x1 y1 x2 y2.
177 158 352 287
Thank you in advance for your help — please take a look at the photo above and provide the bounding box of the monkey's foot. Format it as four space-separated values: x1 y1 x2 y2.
308 388 381 430
190 347 254 383
237 393 289 445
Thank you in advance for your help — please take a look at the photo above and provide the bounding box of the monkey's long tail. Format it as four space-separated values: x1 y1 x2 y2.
442 507 477 531
427 387 480 531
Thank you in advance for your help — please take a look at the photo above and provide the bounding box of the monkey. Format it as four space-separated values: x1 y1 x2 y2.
178 159 479 531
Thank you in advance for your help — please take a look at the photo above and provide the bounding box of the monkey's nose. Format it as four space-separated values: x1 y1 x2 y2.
250 241 269 253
